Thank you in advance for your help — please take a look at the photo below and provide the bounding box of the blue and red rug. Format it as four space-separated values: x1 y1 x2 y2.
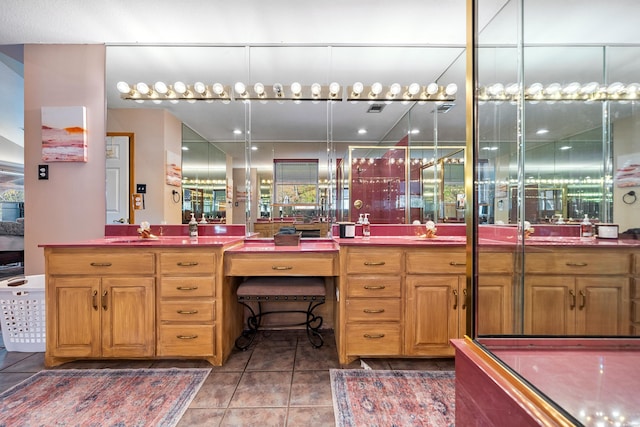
0 368 210 426
331 369 455 427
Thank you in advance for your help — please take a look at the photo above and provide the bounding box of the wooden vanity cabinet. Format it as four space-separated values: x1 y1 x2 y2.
524 250 630 336
157 250 216 361
632 253 640 335
45 249 155 366
342 248 403 359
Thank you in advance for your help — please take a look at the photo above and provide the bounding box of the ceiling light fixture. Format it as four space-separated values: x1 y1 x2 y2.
116 81 132 94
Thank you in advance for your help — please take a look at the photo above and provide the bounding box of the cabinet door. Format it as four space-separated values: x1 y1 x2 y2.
405 275 461 356
575 277 629 336
101 277 155 357
477 275 513 335
524 276 575 335
49 277 101 357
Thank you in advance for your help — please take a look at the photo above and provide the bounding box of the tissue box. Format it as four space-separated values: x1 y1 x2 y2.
274 232 301 246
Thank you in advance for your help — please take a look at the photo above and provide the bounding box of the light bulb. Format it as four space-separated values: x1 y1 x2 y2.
234 82 247 96
154 81 168 94
352 81 364 95
329 82 341 96
291 82 302 96
426 83 439 95
580 82 599 94
389 83 401 96
116 81 131 94
273 83 284 97
445 83 458 96
408 83 420 96
527 82 543 95
135 82 150 95
254 82 265 95
193 82 206 94
607 81 624 94
173 81 187 95
505 83 519 95
311 83 322 96
212 83 225 95
562 82 580 95
545 83 562 95
370 82 382 96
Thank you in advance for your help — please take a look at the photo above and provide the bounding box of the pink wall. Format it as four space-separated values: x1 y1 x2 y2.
24 45 106 274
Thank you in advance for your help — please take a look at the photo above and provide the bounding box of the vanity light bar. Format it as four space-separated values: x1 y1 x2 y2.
117 81 457 103
346 82 457 102
479 82 640 102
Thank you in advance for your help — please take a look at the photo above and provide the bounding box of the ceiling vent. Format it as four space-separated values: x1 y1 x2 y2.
367 103 386 113
434 103 455 113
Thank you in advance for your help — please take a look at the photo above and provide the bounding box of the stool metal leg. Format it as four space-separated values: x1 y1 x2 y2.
235 300 263 351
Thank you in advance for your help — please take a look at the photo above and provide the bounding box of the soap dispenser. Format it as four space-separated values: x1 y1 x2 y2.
189 213 198 239
580 214 593 238
362 213 371 239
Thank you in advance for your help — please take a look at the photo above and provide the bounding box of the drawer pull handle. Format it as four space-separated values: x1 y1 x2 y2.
364 285 386 290
363 309 385 314
579 290 586 309
449 262 466 267
90 262 112 267
453 289 459 309
92 290 98 310
101 290 108 310
566 262 587 267
177 286 199 291
177 310 199 315
569 289 576 309
462 288 468 310
177 335 198 340
177 261 199 267
364 334 385 339
272 266 293 270
364 261 385 266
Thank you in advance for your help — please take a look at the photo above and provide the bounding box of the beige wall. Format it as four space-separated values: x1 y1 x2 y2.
613 116 640 232
107 108 182 225
24 45 106 275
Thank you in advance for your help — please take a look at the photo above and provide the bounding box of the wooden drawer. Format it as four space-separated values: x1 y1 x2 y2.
160 252 215 275
47 251 154 275
346 275 401 298
345 249 402 274
346 298 401 322
345 324 402 356
406 251 465 274
159 301 215 322
525 252 630 275
157 325 215 356
225 253 336 276
160 277 215 298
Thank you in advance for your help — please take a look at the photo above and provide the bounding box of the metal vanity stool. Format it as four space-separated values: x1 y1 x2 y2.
234 276 326 350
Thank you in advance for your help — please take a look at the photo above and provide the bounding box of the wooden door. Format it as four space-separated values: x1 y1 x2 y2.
49 277 101 357
524 276 575 335
106 133 133 224
405 275 460 356
575 276 628 336
101 277 155 357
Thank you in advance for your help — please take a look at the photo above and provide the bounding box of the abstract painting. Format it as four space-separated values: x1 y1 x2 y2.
166 150 182 187
41 106 87 162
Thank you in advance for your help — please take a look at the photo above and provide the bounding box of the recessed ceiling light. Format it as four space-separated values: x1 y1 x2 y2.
233 129 242 135
536 128 549 135
410 129 420 135
181 146 189 151
251 146 258 151
560 145 572 150
358 129 367 135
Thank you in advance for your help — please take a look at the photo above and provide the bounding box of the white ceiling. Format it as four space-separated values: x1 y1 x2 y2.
2 0 640 178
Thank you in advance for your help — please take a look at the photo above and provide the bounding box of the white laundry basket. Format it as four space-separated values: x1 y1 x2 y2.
0 275 46 352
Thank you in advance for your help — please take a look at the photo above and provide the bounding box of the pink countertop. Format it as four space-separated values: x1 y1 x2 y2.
39 236 246 248
478 338 640 426
226 238 339 253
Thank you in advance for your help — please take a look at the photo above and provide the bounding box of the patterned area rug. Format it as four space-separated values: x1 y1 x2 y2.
0 368 210 426
331 369 455 427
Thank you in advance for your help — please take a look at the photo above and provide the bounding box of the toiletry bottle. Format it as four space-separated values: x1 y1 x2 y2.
357 213 364 224
200 215 207 224
362 213 370 239
580 214 593 238
189 212 198 239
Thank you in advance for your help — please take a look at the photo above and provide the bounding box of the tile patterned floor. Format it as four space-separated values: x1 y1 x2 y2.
0 330 455 426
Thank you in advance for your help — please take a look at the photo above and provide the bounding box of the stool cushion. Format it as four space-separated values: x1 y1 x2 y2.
237 276 326 297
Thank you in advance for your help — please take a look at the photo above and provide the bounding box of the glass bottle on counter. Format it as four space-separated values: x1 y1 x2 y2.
189 212 198 239
362 213 370 239
580 214 593 238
